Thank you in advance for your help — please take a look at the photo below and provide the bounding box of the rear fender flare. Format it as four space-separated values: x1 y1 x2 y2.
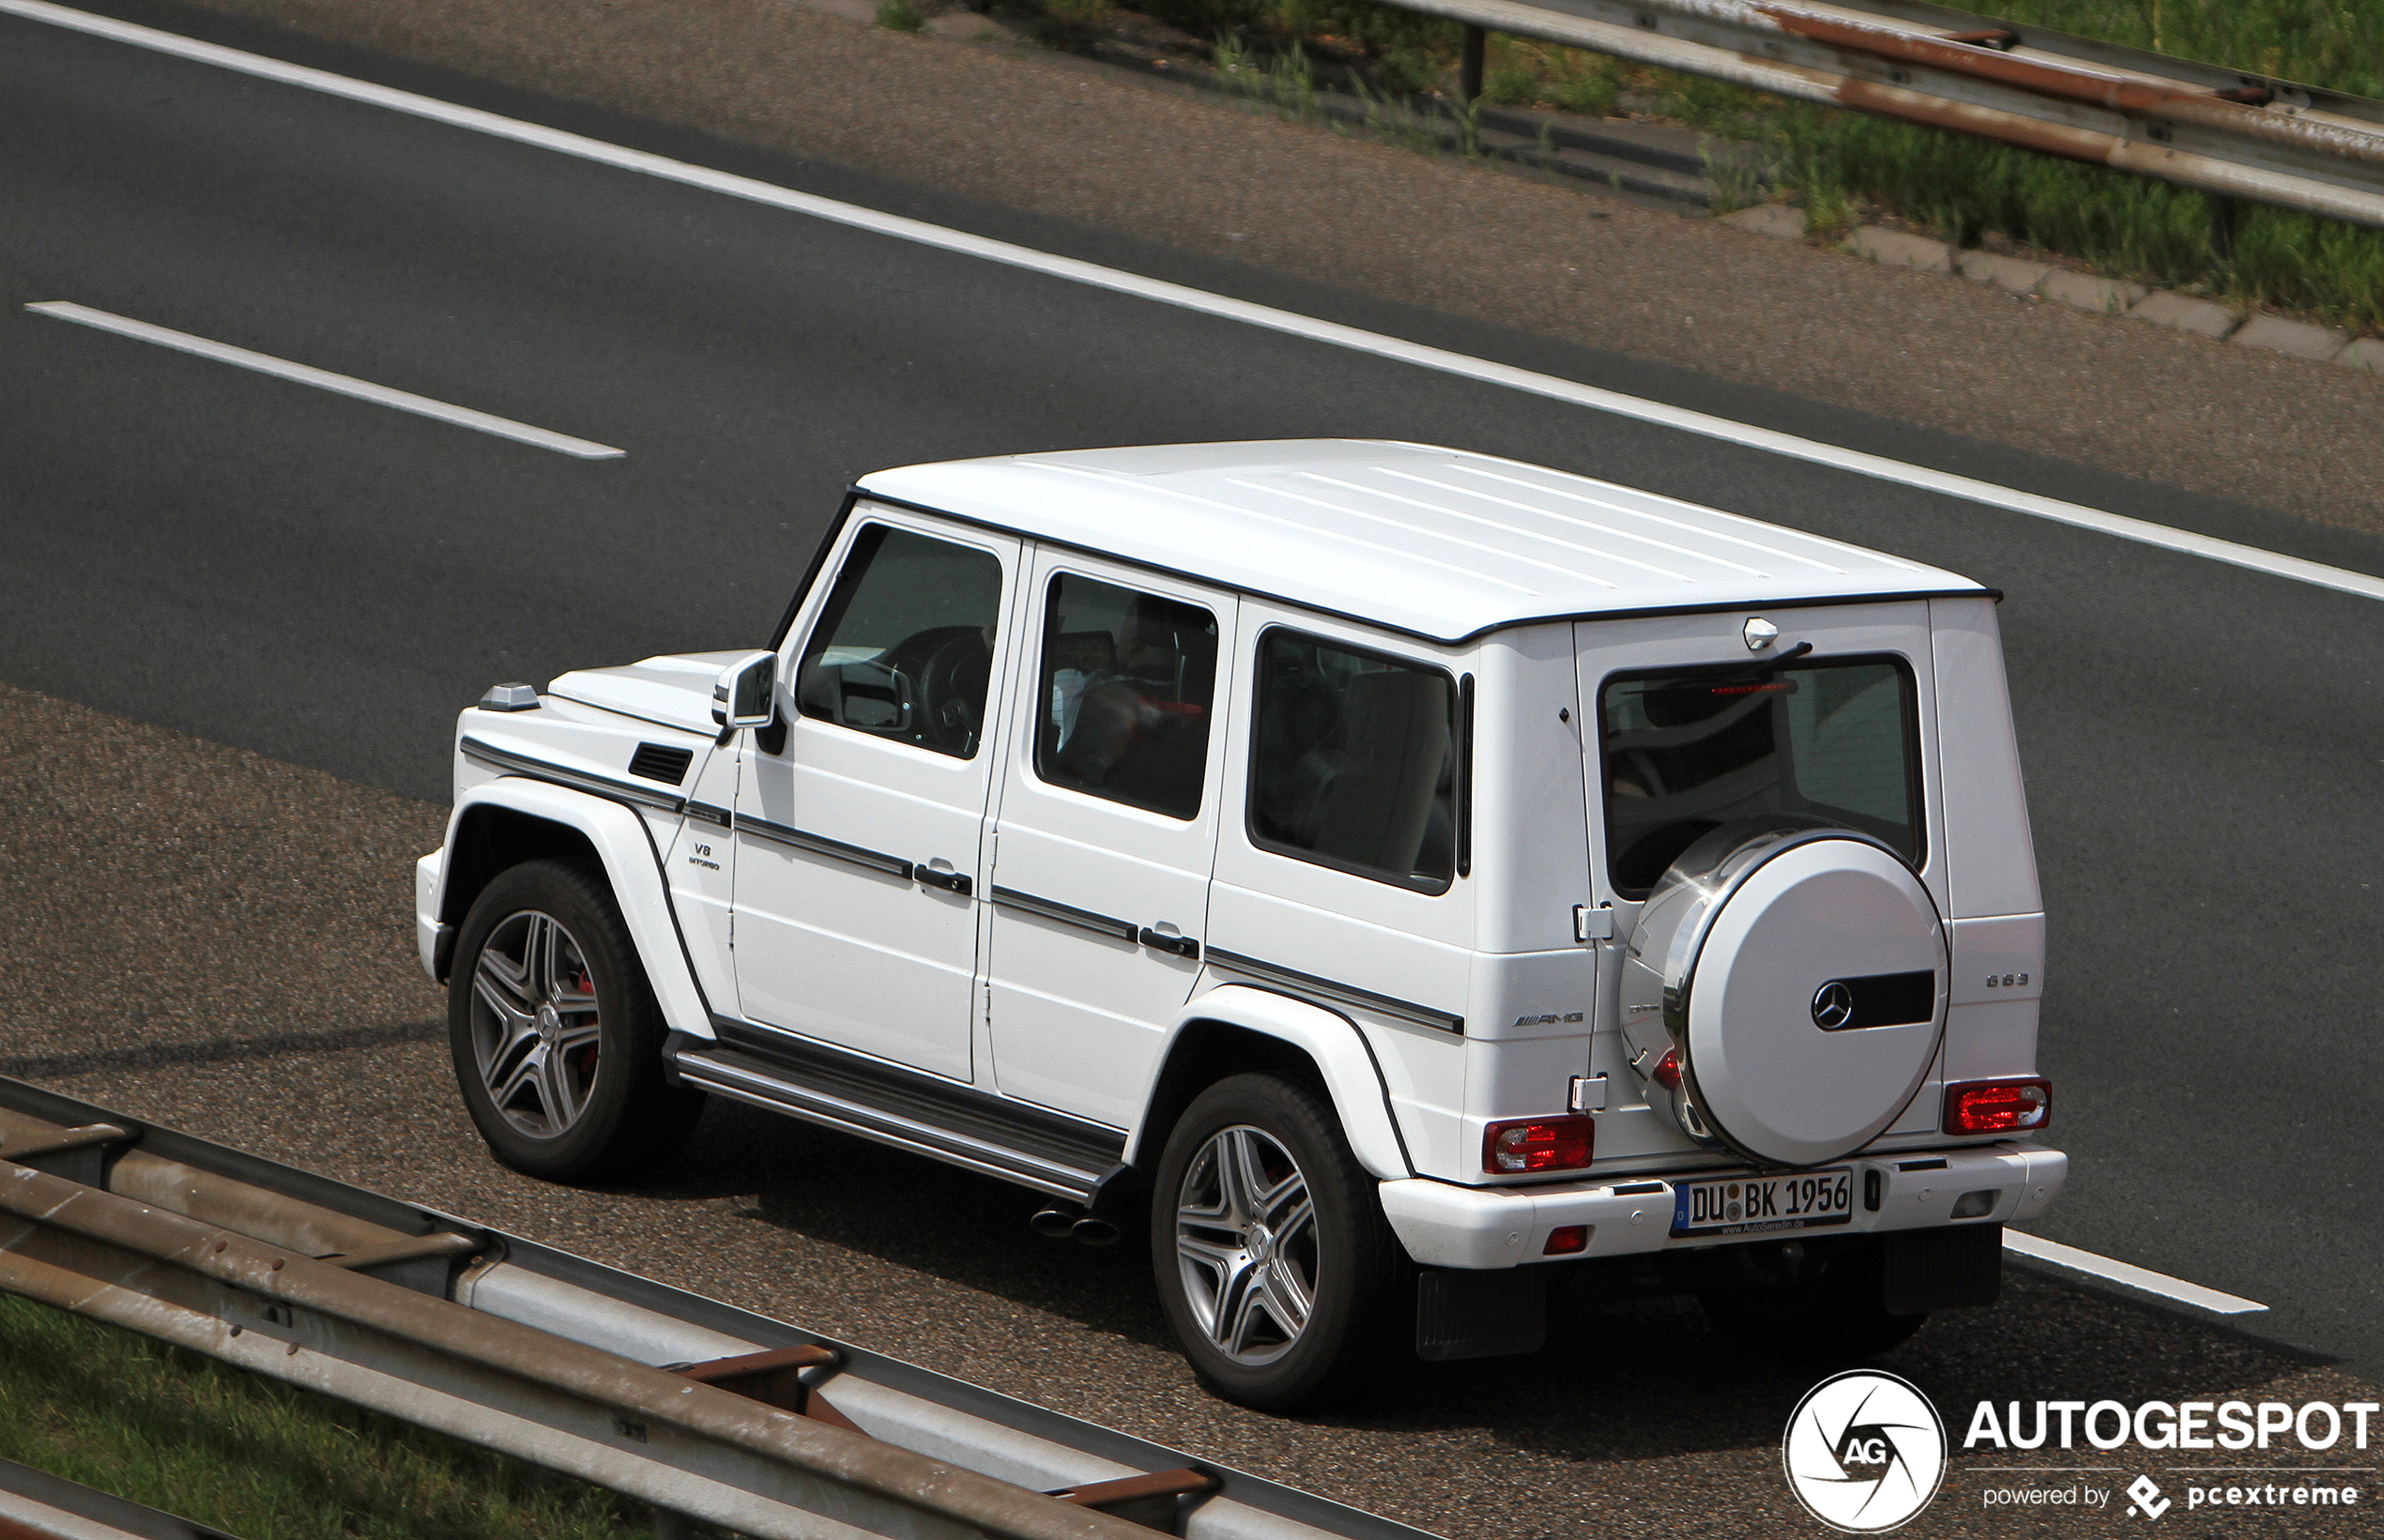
435 779 714 1040
1129 983 1414 1181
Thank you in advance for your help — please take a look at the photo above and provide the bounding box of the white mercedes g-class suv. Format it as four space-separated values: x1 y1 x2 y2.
416 440 2063 1410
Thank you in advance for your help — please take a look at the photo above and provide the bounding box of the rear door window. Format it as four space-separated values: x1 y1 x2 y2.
1599 656 1921 896
1033 572 1219 819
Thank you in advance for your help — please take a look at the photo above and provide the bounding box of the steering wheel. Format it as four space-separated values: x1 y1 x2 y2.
917 632 992 754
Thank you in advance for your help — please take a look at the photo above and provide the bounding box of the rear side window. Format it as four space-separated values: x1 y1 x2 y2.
1249 630 1457 893
794 524 1005 759
1599 655 1922 897
1034 573 1218 819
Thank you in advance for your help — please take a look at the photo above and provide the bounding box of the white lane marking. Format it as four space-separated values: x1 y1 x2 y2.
2006 1229 2268 1315
24 301 625 459
10 0 2384 600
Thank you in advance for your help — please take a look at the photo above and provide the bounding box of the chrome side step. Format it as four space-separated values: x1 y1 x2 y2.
669 1029 1124 1205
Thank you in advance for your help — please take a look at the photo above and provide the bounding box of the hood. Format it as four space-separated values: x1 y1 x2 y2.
545 651 752 733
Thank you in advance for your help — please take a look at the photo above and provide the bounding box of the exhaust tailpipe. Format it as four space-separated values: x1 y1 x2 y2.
1069 1216 1120 1247
1030 1205 1081 1239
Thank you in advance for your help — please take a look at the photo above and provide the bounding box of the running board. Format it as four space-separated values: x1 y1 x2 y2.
669 1028 1125 1205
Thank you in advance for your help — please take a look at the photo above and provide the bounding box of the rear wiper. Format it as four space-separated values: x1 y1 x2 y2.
1704 640 1812 686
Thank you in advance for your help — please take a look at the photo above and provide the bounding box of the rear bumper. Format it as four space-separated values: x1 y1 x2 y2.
1379 1141 2066 1270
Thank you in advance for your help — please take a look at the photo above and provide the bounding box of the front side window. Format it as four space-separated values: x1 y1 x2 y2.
1034 573 1217 819
1248 630 1457 893
1599 655 1921 896
794 524 1004 759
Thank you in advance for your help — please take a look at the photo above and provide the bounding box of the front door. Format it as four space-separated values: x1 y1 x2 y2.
983 555 1236 1127
730 513 1022 1081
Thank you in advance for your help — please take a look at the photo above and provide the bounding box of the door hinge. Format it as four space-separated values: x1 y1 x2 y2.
1573 904 1613 943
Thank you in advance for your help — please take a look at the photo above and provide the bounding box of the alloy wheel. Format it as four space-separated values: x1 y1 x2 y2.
467 909 604 1140
1173 1124 1319 1365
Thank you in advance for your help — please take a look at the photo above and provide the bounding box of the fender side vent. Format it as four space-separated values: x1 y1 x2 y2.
629 743 695 785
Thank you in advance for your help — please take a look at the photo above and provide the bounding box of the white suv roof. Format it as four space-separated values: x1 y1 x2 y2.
857 440 1984 645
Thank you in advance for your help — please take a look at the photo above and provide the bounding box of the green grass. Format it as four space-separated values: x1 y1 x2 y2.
876 0 925 32
1478 3 2384 336
0 1292 695 1540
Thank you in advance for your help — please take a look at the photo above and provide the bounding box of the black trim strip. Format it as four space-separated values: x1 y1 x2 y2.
684 801 732 829
1203 947 1463 1035
734 814 913 881
459 737 685 815
990 886 1138 944
852 488 1993 646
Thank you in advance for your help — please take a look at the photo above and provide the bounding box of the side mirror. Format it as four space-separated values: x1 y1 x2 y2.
712 650 778 730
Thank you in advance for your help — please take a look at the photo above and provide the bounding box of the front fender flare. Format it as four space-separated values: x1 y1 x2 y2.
435 778 715 1040
1132 983 1414 1181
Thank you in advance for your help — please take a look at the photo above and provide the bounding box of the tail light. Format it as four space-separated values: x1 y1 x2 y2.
1484 1116 1594 1174
1650 1048 1682 1090
1543 1225 1589 1255
1944 1077 2052 1135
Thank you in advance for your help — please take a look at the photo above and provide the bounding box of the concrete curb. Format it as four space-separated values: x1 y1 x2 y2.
1719 204 2379 374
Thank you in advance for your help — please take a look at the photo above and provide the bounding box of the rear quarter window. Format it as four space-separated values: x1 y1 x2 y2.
1247 629 1458 893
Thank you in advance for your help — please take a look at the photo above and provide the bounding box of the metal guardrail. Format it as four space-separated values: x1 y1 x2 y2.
0 1078 1436 1540
1415 0 2384 231
0 1456 240 1540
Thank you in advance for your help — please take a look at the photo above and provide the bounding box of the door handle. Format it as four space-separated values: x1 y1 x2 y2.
916 866 973 897
1139 926 1200 960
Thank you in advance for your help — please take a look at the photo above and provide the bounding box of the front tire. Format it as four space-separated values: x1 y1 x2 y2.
448 859 703 1182
1150 1074 1405 1411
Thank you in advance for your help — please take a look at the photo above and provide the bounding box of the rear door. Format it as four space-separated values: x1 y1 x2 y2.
982 553 1236 1127
1578 602 1948 1154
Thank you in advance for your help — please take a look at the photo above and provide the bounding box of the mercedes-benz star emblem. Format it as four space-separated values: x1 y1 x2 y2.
1811 981 1856 1030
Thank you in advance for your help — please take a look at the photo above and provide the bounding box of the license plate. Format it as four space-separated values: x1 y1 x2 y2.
1671 1168 1856 1237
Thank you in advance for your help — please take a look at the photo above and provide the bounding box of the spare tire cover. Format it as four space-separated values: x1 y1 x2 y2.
1619 819 1948 1168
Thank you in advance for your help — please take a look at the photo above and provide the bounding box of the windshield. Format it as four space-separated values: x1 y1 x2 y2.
1598 655 1922 897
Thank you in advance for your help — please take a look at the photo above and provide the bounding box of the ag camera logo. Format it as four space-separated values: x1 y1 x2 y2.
1783 1370 1948 1532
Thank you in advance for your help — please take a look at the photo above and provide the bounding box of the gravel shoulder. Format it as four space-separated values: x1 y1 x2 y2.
94 0 2384 537
7 679 2380 1538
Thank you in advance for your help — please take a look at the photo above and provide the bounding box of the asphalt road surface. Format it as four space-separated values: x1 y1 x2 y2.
6 0 2384 1521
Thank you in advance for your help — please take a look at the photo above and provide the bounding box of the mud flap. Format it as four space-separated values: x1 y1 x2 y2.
1416 1268 1548 1361
1882 1223 2003 1314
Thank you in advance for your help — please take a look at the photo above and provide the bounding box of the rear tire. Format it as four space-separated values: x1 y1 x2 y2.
448 859 704 1182
1150 1074 1406 1411
1699 1243 1926 1361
